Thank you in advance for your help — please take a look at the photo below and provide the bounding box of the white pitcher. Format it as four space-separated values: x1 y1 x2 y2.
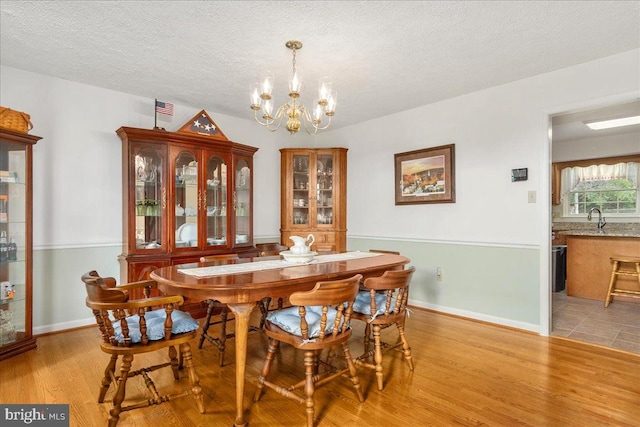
289 234 315 254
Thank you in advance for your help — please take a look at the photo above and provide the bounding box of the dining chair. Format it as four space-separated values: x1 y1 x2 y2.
254 274 365 427
81 270 205 426
255 242 288 257
198 254 268 366
351 266 416 391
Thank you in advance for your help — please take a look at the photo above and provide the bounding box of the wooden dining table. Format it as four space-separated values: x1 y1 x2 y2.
150 251 409 427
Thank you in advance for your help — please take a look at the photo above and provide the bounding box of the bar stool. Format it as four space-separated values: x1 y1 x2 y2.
605 255 640 307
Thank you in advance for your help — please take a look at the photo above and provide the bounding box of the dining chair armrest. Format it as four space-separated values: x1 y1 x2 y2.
115 279 158 292
103 277 117 288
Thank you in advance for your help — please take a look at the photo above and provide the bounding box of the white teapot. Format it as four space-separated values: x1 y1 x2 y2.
289 234 315 255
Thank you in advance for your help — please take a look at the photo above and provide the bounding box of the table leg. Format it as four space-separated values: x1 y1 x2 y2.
227 303 254 427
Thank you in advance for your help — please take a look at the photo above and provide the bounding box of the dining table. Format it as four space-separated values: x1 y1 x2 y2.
150 251 410 426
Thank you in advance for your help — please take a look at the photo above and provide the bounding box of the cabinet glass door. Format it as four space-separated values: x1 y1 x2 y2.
0 142 26 346
316 153 334 226
174 151 198 248
205 155 227 247
134 147 165 250
292 154 310 226
234 159 251 245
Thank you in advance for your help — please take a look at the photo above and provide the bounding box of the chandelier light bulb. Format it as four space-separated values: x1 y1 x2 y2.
263 99 274 118
325 90 337 115
289 66 303 96
250 82 262 109
318 76 333 104
260 70 274 100
312 99 324 123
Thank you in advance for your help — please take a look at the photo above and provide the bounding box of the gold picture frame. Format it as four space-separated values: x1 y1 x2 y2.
394 144 456 205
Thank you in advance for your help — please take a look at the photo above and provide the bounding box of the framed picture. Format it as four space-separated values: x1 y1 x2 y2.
394 144 456 205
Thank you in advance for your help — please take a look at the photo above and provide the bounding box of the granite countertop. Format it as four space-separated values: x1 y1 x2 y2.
559 229 640 238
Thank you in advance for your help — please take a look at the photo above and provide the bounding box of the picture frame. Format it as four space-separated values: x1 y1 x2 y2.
394 144 456 205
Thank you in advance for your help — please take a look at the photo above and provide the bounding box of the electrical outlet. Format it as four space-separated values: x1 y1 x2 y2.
436 266 443 281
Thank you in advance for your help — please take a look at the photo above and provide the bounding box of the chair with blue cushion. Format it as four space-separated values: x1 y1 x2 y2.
351 266 416 391
254 274 365 427
82 270 205 426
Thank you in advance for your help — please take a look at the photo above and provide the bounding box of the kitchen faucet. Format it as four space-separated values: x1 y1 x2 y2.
588 207 606 231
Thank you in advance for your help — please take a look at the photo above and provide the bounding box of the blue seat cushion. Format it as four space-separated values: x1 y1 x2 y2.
112 309 199 344
267 305 347 338
353 291 397 316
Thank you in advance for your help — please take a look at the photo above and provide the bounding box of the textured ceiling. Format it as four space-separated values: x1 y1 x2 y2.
1 1 639 134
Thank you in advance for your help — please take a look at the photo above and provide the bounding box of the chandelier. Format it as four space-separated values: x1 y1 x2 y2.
250 40 337 135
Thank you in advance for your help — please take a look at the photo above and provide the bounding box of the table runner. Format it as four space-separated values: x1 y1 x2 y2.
177 251 383 278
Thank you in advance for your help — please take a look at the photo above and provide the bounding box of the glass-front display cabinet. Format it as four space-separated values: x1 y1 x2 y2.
280 148 347 252
133 144 166 252
117 111 258 294
0 128 40 361
234 157 252 246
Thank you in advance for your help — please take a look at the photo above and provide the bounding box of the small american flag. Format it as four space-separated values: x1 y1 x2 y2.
155 100 174 116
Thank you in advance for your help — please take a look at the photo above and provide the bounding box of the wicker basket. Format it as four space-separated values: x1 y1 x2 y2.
0 107 33 133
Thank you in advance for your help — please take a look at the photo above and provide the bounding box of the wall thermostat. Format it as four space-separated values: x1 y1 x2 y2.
511 168 528 182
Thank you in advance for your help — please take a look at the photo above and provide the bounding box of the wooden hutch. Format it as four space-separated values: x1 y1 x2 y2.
117 111 258 309
280 148 347 252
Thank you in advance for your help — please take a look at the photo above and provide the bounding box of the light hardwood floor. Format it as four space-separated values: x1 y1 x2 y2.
1 308 638 426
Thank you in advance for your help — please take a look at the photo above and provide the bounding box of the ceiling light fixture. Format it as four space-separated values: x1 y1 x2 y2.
249 40 336 135
584 115 640 130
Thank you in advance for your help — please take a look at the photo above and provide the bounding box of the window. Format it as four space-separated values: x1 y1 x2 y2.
560 161 639 217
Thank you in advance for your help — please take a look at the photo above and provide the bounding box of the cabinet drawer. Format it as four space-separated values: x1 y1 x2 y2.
312 232 336 252
313 233 335 244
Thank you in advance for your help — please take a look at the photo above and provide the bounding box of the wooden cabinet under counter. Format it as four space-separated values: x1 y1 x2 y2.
566 234 640 303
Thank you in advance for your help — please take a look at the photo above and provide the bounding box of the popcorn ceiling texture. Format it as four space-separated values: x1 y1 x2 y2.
1 1 638 131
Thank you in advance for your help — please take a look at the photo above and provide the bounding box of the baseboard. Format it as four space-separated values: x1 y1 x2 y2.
34 317 95 336
409 299 541 334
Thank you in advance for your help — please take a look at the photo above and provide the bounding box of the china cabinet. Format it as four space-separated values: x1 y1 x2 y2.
0 128 40 360
117 111 258 303
280 148 347 252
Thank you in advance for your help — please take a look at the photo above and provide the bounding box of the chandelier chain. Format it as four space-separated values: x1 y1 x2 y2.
292 48 297 75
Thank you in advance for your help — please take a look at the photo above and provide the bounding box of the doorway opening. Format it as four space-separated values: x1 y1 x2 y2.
549 98 640 354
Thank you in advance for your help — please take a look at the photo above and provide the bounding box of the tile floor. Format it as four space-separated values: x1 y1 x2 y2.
552 290 640 354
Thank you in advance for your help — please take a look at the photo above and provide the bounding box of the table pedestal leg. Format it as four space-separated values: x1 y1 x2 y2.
227 303 254 427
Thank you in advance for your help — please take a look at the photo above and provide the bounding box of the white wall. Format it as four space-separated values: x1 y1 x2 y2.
323 49 640 333
0 65 286 247
327 50 640 246
1 49 638 334
552 132 640 162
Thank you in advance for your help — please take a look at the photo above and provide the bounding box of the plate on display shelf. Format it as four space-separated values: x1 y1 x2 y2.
280 251 317 264
207 238 226 245
176 223 197 242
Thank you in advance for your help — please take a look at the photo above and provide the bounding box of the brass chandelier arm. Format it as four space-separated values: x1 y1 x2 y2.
299 105 333 135
252 108 280 132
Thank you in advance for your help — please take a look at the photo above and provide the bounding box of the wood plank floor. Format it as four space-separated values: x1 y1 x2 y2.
1 308 638 426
